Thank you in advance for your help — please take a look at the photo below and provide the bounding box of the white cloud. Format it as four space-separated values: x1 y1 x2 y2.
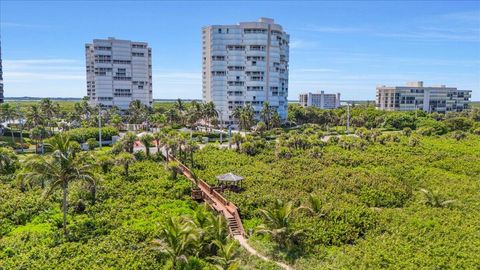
294 68 338 73
290 39 319 49
2 22 54 29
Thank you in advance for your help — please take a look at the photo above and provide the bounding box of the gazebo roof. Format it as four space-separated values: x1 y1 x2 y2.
216 172 244 182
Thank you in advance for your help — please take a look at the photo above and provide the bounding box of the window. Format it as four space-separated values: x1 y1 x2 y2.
113 59 131 64
244 28 267 34
94 46 111 51
227 66 244 71
113 76 132 81
249 45 266 51
247 86 263 91
132 44 146 48
226 45 245 51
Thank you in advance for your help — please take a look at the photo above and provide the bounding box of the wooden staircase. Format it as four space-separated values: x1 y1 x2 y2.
169 155 245 237
227 216 243 236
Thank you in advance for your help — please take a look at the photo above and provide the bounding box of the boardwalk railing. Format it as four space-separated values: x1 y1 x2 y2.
168 154 245 236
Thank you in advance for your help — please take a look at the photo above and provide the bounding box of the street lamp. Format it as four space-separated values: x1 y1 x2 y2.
16 105 25 153
98 108 106 150
217 109 223 144
340 102 350 134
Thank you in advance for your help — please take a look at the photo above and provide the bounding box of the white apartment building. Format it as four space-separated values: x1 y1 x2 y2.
202 18 289 124
299 91 340 109
376 81 471 113
85 38 152 110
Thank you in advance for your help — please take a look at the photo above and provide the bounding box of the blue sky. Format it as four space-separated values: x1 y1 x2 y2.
2 0 479 100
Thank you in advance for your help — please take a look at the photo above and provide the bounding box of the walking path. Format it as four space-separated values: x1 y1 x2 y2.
234 235 293 270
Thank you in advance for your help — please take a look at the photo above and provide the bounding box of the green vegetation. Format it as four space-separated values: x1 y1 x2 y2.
1 98 479 269
192 132 480 268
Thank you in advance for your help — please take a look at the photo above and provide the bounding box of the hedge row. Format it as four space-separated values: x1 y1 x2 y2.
65 127 119 143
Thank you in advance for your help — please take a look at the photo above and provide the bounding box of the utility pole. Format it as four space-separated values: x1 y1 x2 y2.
228 126 232 149
98 109 103 150
218 109 223 144
17 105 24 153
346 103 350 134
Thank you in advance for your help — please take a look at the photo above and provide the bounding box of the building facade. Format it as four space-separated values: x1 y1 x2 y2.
202 18 289 124
85 38 152 110
299 91 340 109
0 40 4 103
376 81 472 113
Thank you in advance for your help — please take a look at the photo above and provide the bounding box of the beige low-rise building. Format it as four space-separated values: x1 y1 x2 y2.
376 81 471 113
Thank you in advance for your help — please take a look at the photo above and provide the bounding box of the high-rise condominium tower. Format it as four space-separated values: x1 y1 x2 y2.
0 39 4 103
85 38 152 110
202 18 290 124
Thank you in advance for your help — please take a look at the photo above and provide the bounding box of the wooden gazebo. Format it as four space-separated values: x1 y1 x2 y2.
216 172 244 191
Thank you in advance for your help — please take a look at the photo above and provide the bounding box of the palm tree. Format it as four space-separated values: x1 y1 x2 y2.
40 98 58 132
121 132 137 153
420 188 455 208
185 140 199 168
115 152 136 177
167 138 179 159
0 147 17 174
167 160 180 179
20 134 96 237
202 102 218 132
109 113 123 130
206 214 229 244
151 217 200 269
233 105 254 131
271 111 281 129
254 121 267 136
165 108 180 125
174 98 186 112
260 102 272 129
231 133 243 152
209 240 240 270
186 101 203 129
25 104 45 128
257 199 304 249
139 134 154 157
97 154 114 174
303 193 325 216
0 103 18 143
126 100 148 125
149 113 166 130
153 131 165 156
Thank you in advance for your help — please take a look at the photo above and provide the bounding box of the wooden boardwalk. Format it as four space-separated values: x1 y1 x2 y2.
152 151 291 269
168 155 245 236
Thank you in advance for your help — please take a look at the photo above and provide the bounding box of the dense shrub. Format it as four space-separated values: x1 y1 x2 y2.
383 113 416 130
444 117 474 131
65 127 119 143
416 118 448 135
192 133 480 268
